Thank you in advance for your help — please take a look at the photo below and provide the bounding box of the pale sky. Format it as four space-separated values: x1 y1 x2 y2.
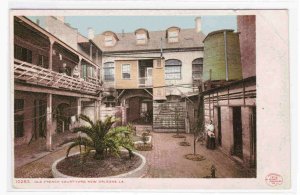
29 15 237 36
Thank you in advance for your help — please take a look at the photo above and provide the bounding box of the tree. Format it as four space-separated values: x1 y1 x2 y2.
65 114 134 160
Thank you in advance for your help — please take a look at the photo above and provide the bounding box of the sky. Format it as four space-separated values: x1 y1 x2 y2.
29 16 237 37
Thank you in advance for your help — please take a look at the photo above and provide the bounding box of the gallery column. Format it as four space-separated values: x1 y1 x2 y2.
46 93 53 151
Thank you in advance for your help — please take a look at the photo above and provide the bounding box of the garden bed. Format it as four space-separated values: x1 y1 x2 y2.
52 151 146 178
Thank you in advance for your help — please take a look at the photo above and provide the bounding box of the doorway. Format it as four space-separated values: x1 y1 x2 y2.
33 100 46 139
146 67 153 86
250 107 257 168
232 107 243 159
217 107 222 146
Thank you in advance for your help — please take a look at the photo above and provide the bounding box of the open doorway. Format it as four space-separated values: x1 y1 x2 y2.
250 106 257 168
217 107 222 146
232 107 243 159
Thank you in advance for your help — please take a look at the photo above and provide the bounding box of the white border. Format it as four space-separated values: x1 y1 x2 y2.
1 0 299 195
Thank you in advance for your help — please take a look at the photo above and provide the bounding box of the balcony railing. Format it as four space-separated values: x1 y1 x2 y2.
138 77 153 87
14 59 101 95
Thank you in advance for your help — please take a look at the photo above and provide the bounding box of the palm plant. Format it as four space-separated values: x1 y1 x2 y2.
65 114 134 160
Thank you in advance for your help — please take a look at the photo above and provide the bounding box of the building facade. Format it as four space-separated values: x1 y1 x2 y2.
13 16 102 150
92 17 205 132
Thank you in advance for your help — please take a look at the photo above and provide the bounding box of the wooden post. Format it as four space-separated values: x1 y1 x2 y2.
46 93 53 151
77 97 81 120
94 100 98 122
49 38 55 70
78 57 82 79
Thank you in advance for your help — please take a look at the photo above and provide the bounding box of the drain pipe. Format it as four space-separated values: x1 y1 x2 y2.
224 31 229 81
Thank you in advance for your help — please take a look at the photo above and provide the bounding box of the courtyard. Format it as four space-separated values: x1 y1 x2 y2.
15 125 255 178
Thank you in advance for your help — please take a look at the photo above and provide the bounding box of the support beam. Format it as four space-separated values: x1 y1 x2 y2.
143 88 153 97
77 97 81 116
94 100 98 121
46 93 53 151
77 97 81 125
78 57 82 79
49 38 55 70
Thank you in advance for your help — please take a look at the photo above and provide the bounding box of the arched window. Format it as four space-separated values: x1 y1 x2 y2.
103 62 115 81
165 59 182 80
192 58 203 80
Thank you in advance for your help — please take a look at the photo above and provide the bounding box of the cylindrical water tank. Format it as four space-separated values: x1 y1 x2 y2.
202 29 242 81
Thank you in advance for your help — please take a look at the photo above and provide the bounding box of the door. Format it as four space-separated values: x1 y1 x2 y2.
232 107 243 159
146 67 153 86
217 107 222 146
250 107 257 167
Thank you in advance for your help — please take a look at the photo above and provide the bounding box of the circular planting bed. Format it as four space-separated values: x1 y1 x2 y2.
172 134 186 138
52 151 146 178
185 154 206 161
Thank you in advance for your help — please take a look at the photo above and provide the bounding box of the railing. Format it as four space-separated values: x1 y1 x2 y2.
14 59 101 95
138 77 153 87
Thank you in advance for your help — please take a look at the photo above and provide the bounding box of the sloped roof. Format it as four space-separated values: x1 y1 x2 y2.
93 28 205 53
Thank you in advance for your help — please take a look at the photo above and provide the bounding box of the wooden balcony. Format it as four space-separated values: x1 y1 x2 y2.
14 59 101 95
138 77 153 88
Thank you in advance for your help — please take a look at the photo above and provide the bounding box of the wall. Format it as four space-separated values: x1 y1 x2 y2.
81 101 96 123
44 17 78 50
237 16 256 79
14 91 46 145
115 60 138 89
203 79 256 167
102 50 203 95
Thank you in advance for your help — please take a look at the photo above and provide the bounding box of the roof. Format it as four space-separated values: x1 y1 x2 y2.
93 28 205 53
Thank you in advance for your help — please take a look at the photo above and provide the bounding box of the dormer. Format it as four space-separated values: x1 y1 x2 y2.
102 31 119 47
134 28 149 45
166 26 180 43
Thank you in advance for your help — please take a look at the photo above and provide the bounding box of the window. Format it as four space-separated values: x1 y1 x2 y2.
192 58 203 79
103 62 115 81
136 33 146 44
122 64 131 79
165 59 182 80
104 36 114 46
14 115 24 138
81 64 87 80
168 31 179 43
14 45 32 63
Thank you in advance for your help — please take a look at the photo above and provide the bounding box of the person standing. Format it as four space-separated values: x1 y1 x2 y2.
206 120 216 149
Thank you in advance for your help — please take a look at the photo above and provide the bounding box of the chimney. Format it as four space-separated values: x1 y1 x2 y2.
195 17 201 33
56 16 65 23
88 27 95 40
36 19 40 26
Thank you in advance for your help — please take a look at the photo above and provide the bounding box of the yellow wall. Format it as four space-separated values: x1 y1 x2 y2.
153 59 166 100
115 60 138 89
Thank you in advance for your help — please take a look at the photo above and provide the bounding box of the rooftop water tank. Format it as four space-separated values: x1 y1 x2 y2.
202 29 242 81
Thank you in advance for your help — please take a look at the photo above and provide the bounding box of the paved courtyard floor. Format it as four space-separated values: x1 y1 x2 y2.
14 128 255 178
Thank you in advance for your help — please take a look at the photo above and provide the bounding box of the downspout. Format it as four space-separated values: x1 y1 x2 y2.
224 31 229 81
